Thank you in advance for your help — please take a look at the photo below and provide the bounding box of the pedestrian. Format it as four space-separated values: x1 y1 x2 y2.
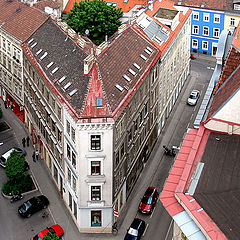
4 101 7 109
26 136 30 147
35 150 39 161
32 151 36 162
22 137 26 148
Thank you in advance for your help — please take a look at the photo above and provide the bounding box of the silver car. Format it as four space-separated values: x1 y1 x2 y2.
187 90 200 106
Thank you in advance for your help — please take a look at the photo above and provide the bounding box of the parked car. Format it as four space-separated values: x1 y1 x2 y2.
18 195 49 218
124 218 146 240
139 187 159 214
0 147 27 168
30 224 64 240
187 90 200 106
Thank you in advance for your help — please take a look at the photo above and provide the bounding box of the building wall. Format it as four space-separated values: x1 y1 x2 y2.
191 9 224 55
225 13 240 32
0 30 25 120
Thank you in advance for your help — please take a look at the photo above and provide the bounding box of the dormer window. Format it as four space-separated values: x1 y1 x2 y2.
96 97 103 107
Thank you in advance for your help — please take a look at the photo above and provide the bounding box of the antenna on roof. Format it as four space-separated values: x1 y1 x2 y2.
65 35 68 41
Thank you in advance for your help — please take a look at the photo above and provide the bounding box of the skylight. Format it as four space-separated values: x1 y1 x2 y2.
36 49 42 55
63 82 72 90
133 63 141 70
28 38 34 44
52 67 59 74
69 88 78 97
31 42 37 48
59 76 66 83
140 54 147 61
47 62 54 69
115 84 124 92
144 48 152 55
128 68 136 76
146 46 153 53
40 52 48 60
123 74 131 82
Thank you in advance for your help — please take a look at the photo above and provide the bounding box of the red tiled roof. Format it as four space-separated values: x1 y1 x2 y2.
232 22 240 50
64 0 147 13
0 0 48 41
33 0 61 11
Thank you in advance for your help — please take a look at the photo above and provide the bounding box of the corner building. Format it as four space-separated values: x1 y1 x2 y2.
22 0 191 233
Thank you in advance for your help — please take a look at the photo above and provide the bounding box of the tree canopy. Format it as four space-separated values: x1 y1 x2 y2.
64 0 123 45
43 232 60 240
5 151 25 180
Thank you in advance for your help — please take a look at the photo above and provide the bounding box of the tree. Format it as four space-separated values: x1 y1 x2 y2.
64 0 123 45
43 232 60 240
5 151 25 181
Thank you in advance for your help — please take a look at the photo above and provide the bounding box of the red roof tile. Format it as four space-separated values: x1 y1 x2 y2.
0 0 48 41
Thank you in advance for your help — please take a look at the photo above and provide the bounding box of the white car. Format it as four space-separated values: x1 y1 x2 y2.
187 90 200 106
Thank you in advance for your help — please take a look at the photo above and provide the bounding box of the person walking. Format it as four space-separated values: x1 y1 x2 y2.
26 136 30 147
4 101 7 109
35 150 39 161
22 137 26 148
32 151 36 162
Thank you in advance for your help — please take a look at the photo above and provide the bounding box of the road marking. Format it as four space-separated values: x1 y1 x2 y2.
143 223 149 236
164 219 173 240
150 207 156 218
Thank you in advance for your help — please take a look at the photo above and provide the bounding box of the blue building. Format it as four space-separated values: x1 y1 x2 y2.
191 9 225 56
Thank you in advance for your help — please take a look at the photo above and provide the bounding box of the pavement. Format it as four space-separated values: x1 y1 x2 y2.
0 54 217 240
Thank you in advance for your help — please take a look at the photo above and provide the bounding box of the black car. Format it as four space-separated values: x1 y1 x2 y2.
18 195 49 218
124 218 146 240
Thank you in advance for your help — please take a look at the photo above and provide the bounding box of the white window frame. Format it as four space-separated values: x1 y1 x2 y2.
213 28 220 37
89 184 102 201
192 39 198 49
193 12 199 20
202 41 208 50
193 25 199 34
214 14 220 23
203 13 210 22
89 133 102 151
203 26 209 36
230 17 236 26
88 158 104 176
2 38 6 51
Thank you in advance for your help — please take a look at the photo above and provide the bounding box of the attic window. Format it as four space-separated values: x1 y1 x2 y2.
69 88 78 97
59 75 66 83
133 62 141 70
28 38 34 44
115 84 124 92
63 82 72 90
146 46 153 53
47 61 54 69
96 97 103 107
123 74 131 82
31 42 37 48
144 48 152 55
36 49 42 55
128 68 136 76
140 54 147 61
52 67 59 74
40 52 48 60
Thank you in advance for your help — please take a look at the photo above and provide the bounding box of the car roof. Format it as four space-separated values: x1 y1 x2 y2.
191 90 199 94
131 218 145 229
144 187 156 196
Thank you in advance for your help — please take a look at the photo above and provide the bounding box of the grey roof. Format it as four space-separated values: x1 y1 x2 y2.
26 19 90 115
143 20 169 44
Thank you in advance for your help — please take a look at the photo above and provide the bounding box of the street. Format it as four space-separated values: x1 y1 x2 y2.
0 55 216 240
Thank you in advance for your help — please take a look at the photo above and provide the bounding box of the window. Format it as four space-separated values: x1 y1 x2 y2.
68 167 71 183
91 211 101 227
72 152 76 168
73 177 76 192
193 25 199 34
203 26 209 36
71 127 75 143
2 38 6 50
13 47 20 61
91 135 101 150
57 105 61 120
91 161 101 175
203 13 210 22
214 14 220 23
54 165 58 183
67 144 71 159
115 151 119 166
67 120 70 135
73 201 77 219
202 41 208 50
192 39 198 48
192 12 199 20
213 28 220 37
91 186 101 201
230 17 236 26
7 41 10 54
96 97 103 107
69 193 72 210
51 97 55 110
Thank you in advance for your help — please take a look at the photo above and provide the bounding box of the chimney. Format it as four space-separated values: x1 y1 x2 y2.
84 54 95 74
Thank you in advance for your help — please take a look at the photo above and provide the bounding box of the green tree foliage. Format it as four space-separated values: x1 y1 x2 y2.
65 0 123 45
5 151 25 180
43 232 60 240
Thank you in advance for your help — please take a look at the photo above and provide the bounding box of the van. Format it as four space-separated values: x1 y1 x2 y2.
0 148 26 168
